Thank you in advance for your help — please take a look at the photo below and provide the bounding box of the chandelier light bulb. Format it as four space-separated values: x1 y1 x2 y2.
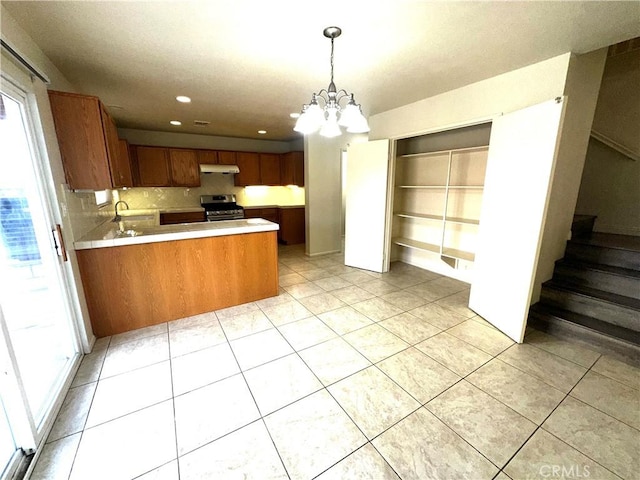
293 27 369 137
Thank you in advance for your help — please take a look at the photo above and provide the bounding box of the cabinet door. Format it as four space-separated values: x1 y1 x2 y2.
169 149 200 187
114 139 134 188
99 105 128 188
134 146 171 186
196 150 218 165
345 140 391 273
259 154 281 185
217 151 237 165
243 209 263 219
48 91 112 190
235 152 261 186
281 151 304 186
159 211 206 225
279 207 305 245
469 98 566 343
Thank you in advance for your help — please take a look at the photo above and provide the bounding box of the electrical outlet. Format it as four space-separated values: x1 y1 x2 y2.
184 189 189 197
143 191 149 198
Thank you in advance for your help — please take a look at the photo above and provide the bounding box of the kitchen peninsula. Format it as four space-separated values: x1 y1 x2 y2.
74 219 279 337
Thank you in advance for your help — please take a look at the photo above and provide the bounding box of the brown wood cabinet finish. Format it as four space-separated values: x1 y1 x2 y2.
196 149 218 165
115 139 134 187
48 90 125 190
76 232 279 336
159 211 206 225
279 207 305 245
134 146 171 186
280 151 305 186
168 149 200 187
259 154 281 185
217 151 237 165
235 152 261 186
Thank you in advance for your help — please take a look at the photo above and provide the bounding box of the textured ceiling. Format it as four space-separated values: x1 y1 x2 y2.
4 1 639 141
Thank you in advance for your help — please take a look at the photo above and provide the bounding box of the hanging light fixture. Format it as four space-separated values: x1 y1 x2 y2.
294 26 370 137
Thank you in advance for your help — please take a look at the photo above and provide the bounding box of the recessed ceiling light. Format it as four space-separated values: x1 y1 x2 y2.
170 120 182 126
258 130 267 135
290 113 300 118
176 96 191 103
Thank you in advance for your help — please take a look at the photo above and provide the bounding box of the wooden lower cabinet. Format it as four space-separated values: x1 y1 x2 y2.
279 207 305 245
159 211 205 225
76 231 279 336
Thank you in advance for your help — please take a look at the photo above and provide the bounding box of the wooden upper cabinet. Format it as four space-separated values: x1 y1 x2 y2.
217 151 237 165
112 137 133 188
134 146 171 186
259 153 281 185
280 151 304 186
197 150 218 165
169 149 200 187
48 90 124 190
235 152 261 186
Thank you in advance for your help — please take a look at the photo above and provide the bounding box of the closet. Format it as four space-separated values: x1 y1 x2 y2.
390 123 492 281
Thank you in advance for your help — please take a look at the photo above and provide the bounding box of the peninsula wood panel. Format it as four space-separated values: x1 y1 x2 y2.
76 231 278 336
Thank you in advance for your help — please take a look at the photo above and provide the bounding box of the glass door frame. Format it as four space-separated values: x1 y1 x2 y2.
1 66 83 474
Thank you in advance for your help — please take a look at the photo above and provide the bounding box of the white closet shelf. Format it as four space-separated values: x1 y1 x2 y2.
398 145 490 159
445 216 480 226
395 212 443 221
442 247 475 262
392 237 440 254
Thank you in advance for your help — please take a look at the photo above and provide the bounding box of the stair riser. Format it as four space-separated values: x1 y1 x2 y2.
554 265 640 300
541 288 639 332
565 243 640 270
528 311 640 366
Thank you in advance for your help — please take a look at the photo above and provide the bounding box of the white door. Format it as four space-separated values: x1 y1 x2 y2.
0 70 80 473
469 98 566 343
344 139 390 272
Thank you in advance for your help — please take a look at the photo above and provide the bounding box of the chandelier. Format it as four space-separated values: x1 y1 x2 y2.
294 26 370 137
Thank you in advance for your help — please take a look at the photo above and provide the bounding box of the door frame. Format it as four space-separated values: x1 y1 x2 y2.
1 64 83 474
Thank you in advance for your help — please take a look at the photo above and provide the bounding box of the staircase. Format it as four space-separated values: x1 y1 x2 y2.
529 216 640 364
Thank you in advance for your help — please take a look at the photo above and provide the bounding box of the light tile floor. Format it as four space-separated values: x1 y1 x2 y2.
32 245 640 480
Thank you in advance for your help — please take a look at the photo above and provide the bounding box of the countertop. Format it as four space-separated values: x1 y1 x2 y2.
242 205 304 209
75 218 279 250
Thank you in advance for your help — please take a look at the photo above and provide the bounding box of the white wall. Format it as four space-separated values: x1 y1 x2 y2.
575 48 640 235
305 132 367 256
534 50 607 301
369 53 572 141
575 138 640 235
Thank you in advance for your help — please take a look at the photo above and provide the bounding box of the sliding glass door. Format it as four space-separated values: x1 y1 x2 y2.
0 72 80 477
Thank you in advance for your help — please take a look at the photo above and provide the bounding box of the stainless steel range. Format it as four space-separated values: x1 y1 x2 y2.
200 194 245 221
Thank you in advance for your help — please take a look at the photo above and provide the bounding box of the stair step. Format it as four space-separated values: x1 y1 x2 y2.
528 304 640 366
540 281 640 332
553 259 640 300
571 215 596 238
566 233 640 270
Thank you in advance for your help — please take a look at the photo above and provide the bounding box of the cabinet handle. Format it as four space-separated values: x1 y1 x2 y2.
52 224 68 262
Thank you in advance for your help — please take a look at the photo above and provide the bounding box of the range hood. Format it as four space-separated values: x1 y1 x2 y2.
199 164 240 174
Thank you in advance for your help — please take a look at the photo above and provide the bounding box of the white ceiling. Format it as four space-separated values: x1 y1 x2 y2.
4 1 639 141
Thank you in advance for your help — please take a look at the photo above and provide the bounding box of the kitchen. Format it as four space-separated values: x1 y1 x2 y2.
1 2 639 480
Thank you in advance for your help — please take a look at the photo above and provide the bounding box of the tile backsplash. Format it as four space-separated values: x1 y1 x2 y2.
117 174 305 210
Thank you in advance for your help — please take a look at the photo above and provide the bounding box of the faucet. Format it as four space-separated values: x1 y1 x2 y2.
112 200 130 222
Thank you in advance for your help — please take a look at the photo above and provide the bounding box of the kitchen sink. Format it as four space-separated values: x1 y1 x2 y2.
115 229 140 238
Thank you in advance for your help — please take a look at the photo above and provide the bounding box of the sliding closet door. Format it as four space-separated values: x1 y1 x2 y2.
469 97 566 343
344 139 390 273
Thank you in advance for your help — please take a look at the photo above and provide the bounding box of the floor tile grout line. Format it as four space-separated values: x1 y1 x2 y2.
166 326 182 480
62 333 112 480
494 364 619 477
213 312 293 479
